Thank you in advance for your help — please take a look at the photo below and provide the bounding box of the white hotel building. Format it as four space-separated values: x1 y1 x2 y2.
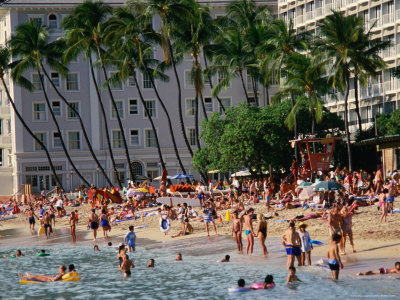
278 0 400 132
0 0 278 196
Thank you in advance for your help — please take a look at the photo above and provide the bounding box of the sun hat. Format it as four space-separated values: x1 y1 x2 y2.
298 222 307 228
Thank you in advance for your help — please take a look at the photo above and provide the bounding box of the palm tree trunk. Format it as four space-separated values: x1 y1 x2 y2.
194 94 201 151
239 70 250 104
251 76 259 106
290 94 298 161
311 109 316 153
88 57 116 187
1 77 64 190
40 62 117 188
132 72 166 170
167 39 194 158
95 43 135 181
37 68 90 187
199 93 208 121
354 75 362 135
344 74 353 170
142 65 187 174
266 84 270 106
203 54 225 113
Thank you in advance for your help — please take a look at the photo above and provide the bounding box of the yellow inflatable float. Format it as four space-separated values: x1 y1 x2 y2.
19 272 81 284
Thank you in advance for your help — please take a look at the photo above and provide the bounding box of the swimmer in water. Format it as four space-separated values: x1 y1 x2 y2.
93 245 101 252
19 265 66 282
119 254 134 277
357 262 400 276
221 255 230 262
147 259 155 268
286 266 301 283
175 253 182 261
263 275 275 289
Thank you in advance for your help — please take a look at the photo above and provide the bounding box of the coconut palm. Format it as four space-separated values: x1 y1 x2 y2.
63 0 135 181
317 11 388 170
128 0 195 158
9 21 90 186
0 47 64 190
104 7 190 174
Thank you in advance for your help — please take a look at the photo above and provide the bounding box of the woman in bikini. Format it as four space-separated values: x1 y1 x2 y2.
256 213 268 255
341 206 355 254
231 211 243 253
100 209 110 239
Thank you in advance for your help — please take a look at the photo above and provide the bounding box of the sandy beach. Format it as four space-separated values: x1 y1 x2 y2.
2 199 400 263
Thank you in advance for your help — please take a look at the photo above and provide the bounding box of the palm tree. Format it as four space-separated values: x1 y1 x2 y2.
9 21 90 187
64 0 135 181
0 47 64 190
128 0 195 159
318 11 388 170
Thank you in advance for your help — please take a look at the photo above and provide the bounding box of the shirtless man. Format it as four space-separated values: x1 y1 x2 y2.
243 208 256 255
70 211 77 242
327 233 343 280
88 209 99 241
119 254 134 277
384 181 395 216
249 181 256 204
231 211 243 253
328 205 343 239
27 207 38 233
19 265 66 282
282 222 301 267
357 262 400 276
43 212 52 239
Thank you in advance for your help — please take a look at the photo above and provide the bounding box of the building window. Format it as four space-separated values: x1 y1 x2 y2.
109 71 123 90
67 102 79 119
131 161 143 177
144 129 156 147
204 97 213 112
50 72 60 87
129 99 138 115
32 74 44 91
186 98 195 116
112 130 123 148
0 148 3 166
186 128 196 146
66 73 79 91
219 98 231 113
217 71 227 84
130 129 139 145
30 17 42 26
111 100 124 119
33 103 46 121
184 70 194 89
34 132 47 151
143 72 152 89
51 101 61 116
0 119 2 135
53 132 62 148
128 73 136 87
144 100 156 117
48 14 57 29
146 162 159 180
68 131 80 150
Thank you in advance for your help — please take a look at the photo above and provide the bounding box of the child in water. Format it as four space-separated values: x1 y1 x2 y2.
327 233 343 280
263 275 275 289
147 259 155 268
286 266 302 283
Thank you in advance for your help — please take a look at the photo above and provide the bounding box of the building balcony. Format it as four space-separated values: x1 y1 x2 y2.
296 15 304 25
396 10 400 22
360 87 372 99
371 83 382 96
346 0 357 7
383 47 396 59
306 11 314 22
383 81 396 94
369 18 382 30
0 135 11 145
0 106 10 115
315 7 324 18
382 13 394 27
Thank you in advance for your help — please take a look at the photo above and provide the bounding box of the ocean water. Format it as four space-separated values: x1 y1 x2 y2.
0 236 399 299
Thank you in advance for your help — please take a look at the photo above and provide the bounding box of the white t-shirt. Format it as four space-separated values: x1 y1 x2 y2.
56 199 63 208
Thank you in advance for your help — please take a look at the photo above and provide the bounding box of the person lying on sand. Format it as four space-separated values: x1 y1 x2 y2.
19 265 66 282
357 262 400 276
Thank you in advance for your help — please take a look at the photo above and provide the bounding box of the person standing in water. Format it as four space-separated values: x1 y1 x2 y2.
27 208 38 233
231 211 243 253
120 254 134 277
299 223 312 266
243 208 256 255
69 210 77 243
124 226 136 252
256 214 268 255
100 209 110 239
282 222 301 267
88 209 99 242
43 212 52 239
327 233 343 280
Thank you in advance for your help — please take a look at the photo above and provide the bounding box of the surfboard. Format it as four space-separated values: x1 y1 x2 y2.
156 197 201 207
38 225 45 237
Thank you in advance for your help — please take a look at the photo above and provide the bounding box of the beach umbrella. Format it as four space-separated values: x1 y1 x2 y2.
313 181 343 192
137 188 149 193
126 188 136 198
296 182 313 190
170 173 194 180
153 175 172 181
299 186 316 200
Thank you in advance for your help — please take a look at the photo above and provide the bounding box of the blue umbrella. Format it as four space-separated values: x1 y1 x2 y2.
170 173 194 180
313 181 343 191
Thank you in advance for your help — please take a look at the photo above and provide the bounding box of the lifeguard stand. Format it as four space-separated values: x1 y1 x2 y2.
290 137 341 180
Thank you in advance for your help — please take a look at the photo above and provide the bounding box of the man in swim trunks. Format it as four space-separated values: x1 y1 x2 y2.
384 180 395 216
43 212 52 239
88 209 99 242
282 222 302 268
357 262 400 276
119 254 134 277
27 207 38 233
70 210 77 243
328 204 343 238
243 208 256 255
327 233 343 280
19 265 66 282
124 226 136 252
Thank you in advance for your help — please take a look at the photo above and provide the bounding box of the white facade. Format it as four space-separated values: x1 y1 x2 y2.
0 0 278 195
278 0 400 133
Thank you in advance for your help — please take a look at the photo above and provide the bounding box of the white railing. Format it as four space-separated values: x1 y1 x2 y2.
315 7 323 18
369 18 382 29
383 81 396 92
372 83 381 96
383 46 395 58
296 15 304 25
397 44 400 55
306 11 314 21
396 9 400 20
360 86 371 99
346 0 356 6
382 13 394 25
